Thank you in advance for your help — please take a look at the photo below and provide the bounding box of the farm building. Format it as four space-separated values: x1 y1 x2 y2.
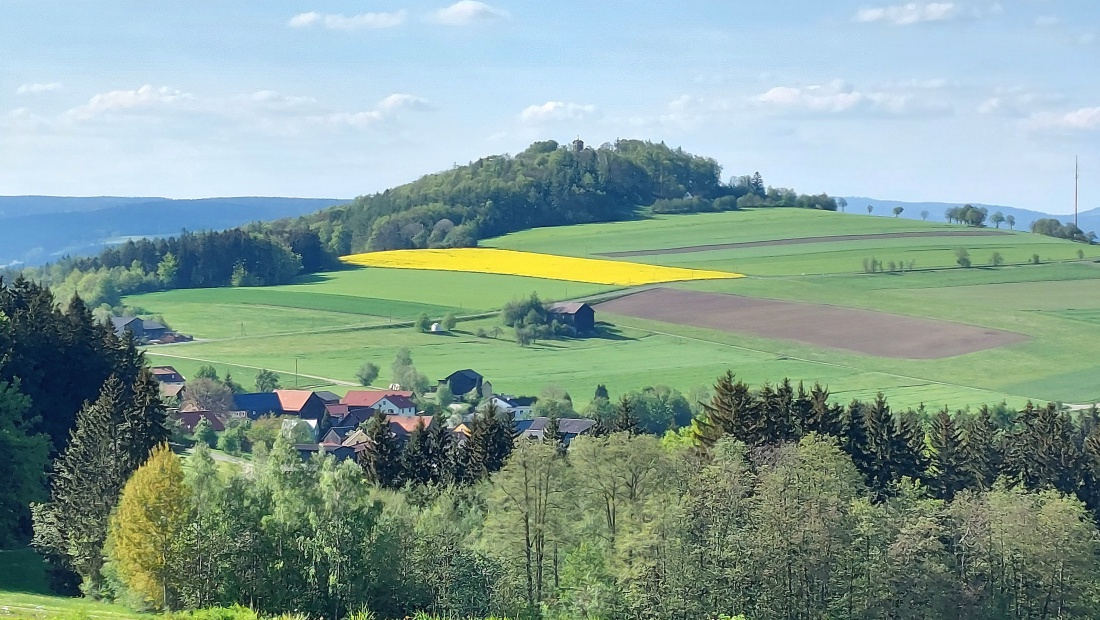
151 366 186 384
233 392 285 419
110 316 170 341
274 389 328 420
515 417 597 445
547 302 595 333
440 369 486 397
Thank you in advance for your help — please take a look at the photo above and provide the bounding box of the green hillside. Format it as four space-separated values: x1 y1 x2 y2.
129 208 1100 412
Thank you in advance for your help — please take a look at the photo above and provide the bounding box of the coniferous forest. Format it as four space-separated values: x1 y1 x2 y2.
5 274 1100 618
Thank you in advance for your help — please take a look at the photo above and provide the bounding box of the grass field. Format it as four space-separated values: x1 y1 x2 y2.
129 209 1100 412
0 548 148 619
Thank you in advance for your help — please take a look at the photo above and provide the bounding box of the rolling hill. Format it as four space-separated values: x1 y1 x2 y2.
0 196 348 267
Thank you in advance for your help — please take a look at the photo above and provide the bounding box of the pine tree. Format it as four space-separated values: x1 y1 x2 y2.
426 417 451 485
926 409 971 500
357 411 403 488
108 444 191 611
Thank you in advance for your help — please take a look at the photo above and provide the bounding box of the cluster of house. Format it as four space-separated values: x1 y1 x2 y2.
155 365 596 462
112 316 193 345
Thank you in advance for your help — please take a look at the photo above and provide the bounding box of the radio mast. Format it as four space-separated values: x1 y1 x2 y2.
1075 156 1080 229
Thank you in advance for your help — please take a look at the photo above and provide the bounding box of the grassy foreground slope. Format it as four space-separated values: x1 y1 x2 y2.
133 209 1100 411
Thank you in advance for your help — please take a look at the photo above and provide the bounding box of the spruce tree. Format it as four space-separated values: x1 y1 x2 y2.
959 406 1002 490
357 411 402 488
804 382 844 438
33 376 130 596
401 418 433 485
693 372 757 451
1004 402 1083 495
926 409 971 500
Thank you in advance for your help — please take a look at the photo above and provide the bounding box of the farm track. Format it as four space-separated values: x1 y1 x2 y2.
598 229 1013 257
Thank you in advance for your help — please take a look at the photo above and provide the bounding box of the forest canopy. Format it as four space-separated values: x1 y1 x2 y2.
285 139 839 254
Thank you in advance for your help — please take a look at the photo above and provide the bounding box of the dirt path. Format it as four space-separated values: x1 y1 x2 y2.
599 229 1012 258
597 287 1027 359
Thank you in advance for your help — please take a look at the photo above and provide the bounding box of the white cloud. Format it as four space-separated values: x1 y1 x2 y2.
855 3 959 25
1035 15 1060 28
754 80 948 116
1031 107 1100 131
288 10 407 30
430 1 508 26
313 93 433 129
66 85 192 120
978 88 1067 117
16 82 62 95
520 101 597 123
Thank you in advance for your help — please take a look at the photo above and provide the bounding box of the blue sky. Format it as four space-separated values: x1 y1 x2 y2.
2 0 1098 213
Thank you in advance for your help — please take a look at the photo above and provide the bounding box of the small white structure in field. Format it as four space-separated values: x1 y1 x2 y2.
431 322 442 333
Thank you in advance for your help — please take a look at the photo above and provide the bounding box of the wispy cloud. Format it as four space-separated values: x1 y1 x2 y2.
288 10 407 30
1031 107 1100 131
55 85 431 136
430 1 508 26
756 81 892 113
520 101 597 123
855 3 959 25
66 85 192 121
16 82 63 95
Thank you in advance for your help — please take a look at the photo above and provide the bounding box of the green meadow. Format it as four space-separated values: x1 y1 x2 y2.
132 209 1100 412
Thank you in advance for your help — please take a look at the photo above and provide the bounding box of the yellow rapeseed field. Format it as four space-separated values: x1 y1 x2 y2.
342 248 742 286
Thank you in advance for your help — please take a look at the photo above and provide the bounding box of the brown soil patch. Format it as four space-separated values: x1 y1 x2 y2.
597 288 1027 359
599 229 1012 258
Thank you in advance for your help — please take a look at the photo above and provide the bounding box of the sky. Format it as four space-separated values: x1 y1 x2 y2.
2 1 1098 213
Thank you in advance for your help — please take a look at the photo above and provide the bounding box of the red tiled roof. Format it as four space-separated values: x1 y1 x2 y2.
386 415 436 434
274 389 317 413
342 390 413 408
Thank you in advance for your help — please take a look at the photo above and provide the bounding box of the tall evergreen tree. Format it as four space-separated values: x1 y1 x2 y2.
959 406 1002 490
401 418 433 486
1004 402 1083 495
803 382 845 438
33 376 130 595
926 409 971 500
693 372 757 451
357 411 403 488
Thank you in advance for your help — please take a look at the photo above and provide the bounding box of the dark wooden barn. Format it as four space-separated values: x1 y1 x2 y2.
547 302 595 333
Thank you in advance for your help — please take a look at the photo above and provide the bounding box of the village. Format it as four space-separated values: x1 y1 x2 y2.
157 361 598 461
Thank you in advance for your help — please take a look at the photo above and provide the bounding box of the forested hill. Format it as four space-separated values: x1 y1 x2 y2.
276 139 839 254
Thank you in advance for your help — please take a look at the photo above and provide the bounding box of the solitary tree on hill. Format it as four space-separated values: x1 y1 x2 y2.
867 205 874 214
892 206 904 218
921 210 929 221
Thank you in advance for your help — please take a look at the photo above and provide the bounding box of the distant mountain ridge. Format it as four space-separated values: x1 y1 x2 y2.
0 196 348 267
843 197 1100 234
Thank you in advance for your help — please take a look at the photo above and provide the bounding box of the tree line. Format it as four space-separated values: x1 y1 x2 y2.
2 226 337 308
97 380 1100 620
282 139 838 255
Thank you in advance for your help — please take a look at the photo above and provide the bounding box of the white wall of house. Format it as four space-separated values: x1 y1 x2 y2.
376 397 416 416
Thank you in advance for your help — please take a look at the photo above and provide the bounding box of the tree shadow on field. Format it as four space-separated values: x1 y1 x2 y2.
589 323 635 342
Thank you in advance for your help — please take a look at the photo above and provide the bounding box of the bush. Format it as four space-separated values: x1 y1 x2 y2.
441 313 457 331
356 362 380 386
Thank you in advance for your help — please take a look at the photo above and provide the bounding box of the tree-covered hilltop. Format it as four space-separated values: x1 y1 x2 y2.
280 139 838 254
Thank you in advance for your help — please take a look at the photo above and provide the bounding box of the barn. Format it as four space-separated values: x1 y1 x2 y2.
547 302 595 333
